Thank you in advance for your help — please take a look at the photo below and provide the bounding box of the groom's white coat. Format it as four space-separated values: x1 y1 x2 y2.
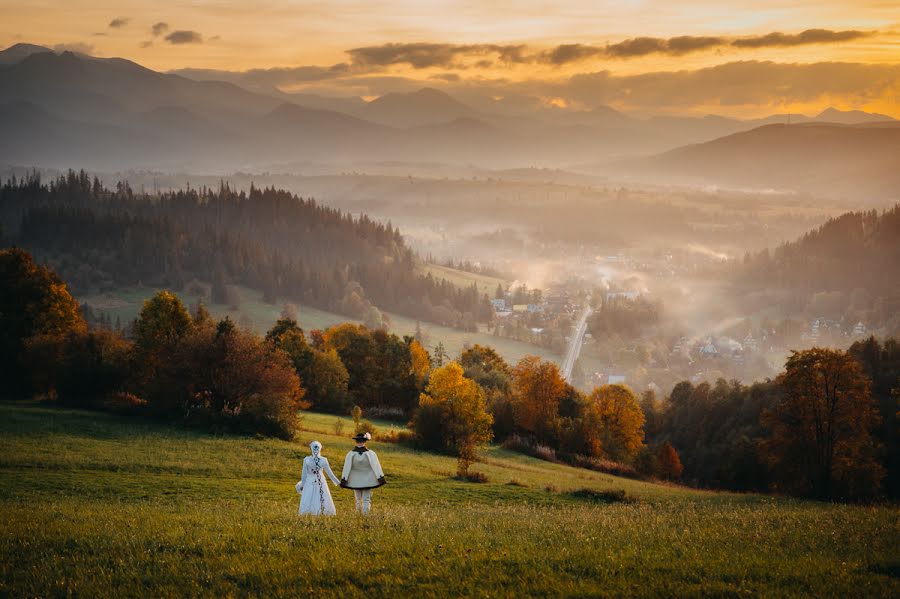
341 449 385 488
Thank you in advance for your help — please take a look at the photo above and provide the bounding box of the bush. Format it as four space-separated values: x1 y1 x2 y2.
455 471 489 483
567 488 630 503
377 428 414 444
366 405 408 422
354 419 379 438
103 392 147 414
566 454 640 480
22 328 131 407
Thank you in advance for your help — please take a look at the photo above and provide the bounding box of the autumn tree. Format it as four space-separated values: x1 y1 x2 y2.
590 384 646 462
511 355 567 444
411 361 493 477
23 327 132 406
656 442 683 480
461 344 515 440
323 323 417 413
763 348 884 500
267 318 349 413
156 318 305 438
408 339 431 389
133 290 193 393
0 248 84 397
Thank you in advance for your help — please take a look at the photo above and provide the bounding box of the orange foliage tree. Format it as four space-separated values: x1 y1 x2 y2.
0 248 84 397
656 442 683 480
763 348 884 500
590 384 646 462
511 355 566 444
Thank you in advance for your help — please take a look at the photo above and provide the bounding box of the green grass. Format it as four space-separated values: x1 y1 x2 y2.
79 285 558 365
1 402 898 597
417 262 510 295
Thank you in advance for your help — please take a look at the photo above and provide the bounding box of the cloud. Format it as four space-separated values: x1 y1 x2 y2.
165 30 203 44
151 22 169 37
347 42 527 69
732 29 869 48
560 61 900 109
346 29 875 69
140 41 154 49
52 42 95 55
108 17 130 29
171 63 351 90
541 30 869 63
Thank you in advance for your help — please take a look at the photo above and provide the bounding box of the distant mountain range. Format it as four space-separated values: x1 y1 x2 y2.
1 43 897 199
619 122 900 199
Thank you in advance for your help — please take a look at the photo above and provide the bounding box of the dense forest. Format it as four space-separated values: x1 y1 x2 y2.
737 205 900 333
0 171 493 328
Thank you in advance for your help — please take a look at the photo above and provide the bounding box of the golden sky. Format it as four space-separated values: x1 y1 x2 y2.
2 0 899 117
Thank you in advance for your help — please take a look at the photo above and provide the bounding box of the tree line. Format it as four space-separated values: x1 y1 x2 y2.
3 246 896 500
0 170 494 329
737 205 900 334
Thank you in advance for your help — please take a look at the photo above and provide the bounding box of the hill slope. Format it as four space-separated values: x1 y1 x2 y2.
1 402 897 597
634 122 900 199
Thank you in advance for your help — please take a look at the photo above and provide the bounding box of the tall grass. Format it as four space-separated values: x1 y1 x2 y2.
1 402 898 597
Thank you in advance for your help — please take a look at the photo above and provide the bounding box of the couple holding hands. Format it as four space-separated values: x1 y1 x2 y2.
295 432 386 516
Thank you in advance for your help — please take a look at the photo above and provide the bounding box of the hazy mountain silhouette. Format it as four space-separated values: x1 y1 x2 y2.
814 106 896 124
627 122 900 199
0 43 53 66
357 87 479 128
1 43 897 184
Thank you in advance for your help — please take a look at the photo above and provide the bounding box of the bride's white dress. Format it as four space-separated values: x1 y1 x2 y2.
296 453 341 515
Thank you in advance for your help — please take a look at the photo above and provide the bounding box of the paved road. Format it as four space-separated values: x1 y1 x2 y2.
561 305 592 381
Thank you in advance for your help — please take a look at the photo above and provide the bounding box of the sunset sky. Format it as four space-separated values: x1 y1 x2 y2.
3 0 899 117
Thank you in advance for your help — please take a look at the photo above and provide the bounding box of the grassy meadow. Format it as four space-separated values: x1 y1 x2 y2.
1 402 898 597
417 262 510 296
79 284 558 365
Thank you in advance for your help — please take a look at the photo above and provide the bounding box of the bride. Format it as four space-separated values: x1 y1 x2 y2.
295 440 341 515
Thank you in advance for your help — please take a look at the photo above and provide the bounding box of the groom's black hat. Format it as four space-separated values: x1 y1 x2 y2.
352 432 370 442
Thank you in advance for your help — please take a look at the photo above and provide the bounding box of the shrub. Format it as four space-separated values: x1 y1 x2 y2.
534 444 557 462
366 406 407 422
354 419 379 438
656 442 684 481
568 488 630 503
455 471 489 483
22 328 131 407
377 428 414 444
103 392 147 414
566 454 640 479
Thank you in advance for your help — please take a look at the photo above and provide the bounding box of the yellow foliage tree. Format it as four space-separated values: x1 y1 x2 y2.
412 361 493 476
409 339 431 389
590 384 646 462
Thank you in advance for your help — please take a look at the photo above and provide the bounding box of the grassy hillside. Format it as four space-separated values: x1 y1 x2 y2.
417 262 510 296
79 285 558 365
1 402 897 597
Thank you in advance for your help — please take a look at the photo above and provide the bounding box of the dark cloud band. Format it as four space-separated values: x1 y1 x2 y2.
165 30 203 45
347 29 873 68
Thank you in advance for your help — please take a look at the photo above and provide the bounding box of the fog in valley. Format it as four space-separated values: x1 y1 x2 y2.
1 34 898 397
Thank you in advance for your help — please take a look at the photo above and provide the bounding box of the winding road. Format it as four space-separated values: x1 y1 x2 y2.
561 305 592 382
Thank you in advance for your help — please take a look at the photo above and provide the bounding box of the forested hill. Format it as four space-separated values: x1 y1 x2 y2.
0 170 492 328
737 205 900 329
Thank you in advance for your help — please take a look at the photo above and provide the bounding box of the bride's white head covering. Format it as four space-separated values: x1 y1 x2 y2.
310 440 322 456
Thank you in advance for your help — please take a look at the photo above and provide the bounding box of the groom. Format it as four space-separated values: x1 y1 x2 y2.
340 432 386 515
